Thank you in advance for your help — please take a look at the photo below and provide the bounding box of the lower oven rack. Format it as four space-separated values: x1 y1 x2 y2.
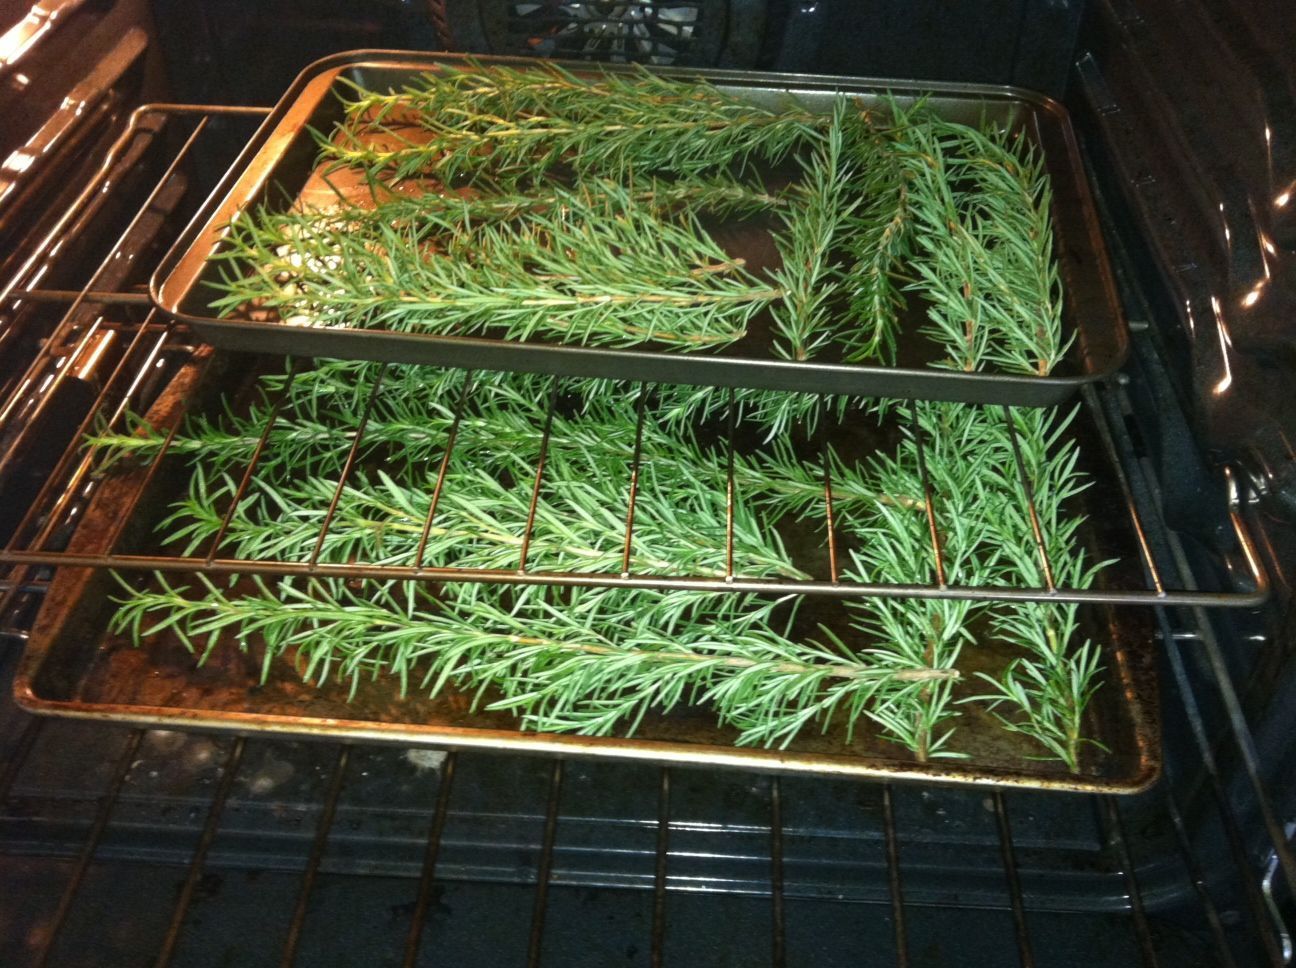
0 101 1292 968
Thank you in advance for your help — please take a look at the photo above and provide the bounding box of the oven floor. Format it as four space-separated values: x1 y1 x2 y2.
0 640 1243 967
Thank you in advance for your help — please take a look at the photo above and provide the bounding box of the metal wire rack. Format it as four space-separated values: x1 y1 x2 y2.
0 325 1271 611
0 91 1270 611
0 101 1291 968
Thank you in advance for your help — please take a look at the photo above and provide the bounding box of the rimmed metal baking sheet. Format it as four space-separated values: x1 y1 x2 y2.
13 354 1159 794
151 50 1129 408
13 564 1160 794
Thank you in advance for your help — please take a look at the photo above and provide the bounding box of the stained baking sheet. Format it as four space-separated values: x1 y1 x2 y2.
151 50 1128 407
13 352 1159 793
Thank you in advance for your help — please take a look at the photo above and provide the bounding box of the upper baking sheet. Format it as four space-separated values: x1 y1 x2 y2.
152 50 1128 407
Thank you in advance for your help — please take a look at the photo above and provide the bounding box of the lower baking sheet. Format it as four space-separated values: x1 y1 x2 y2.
14 560 1159 792
13 353 1159 793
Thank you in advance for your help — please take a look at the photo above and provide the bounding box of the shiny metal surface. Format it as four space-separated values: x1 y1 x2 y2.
0 0 88 73
0 27 145 219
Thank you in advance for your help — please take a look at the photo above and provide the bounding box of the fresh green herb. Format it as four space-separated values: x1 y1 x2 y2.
901 118 1068 376
211 183 779 350
111 573 955 747
838 101 917 363
768 99 858 361
322 61 821 182
95 352 1106 767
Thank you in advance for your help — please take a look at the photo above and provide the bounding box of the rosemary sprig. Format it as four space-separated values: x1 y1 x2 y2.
769 99 857 361
901 118 1068 376
111 573 954 748
323 61 821 182
211 183 780 349
839 103 916 363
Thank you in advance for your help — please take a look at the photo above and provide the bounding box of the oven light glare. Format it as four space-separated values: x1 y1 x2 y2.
1242 289 1261 308
1277 191 1292 208
1211 295 1234 396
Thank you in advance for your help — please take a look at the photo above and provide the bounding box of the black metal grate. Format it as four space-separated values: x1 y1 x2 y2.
0 103 1291 967
0 676 1289 967
500 1 706 65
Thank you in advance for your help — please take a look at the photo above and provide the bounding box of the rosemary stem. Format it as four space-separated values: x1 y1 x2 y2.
501 634 958 682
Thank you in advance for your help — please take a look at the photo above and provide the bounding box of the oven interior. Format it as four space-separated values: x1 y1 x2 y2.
1 1 1294 965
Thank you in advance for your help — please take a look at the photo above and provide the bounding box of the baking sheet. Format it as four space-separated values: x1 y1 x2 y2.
150 50 1128 408
13 352 1159 793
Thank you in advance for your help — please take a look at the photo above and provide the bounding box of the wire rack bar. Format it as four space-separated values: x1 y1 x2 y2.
769 777 786 968
1 545 1263 608
280 745 350 968
908 401 948 588
154 736 247 968
206 361 305 563
519 382 561 574
32 729 144 968
415 372 474 569
402 751 458 968
621 385 651 578
650 767 670 968
723 388 738 582
819 416 841 584
1162 787 1239 968
1102 796 1160 968
880 785 910 968
527 759 565 968
992 793 1036 968
1000 405 1058 591
309 365 390 567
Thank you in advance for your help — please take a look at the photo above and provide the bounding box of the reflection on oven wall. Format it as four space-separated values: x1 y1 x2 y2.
147 0 1084 105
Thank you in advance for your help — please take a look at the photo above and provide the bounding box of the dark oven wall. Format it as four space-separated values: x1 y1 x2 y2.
148 0 1084 104
1072 0 1296 816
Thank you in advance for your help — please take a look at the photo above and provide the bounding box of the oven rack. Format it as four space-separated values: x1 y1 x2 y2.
0 341 1269 612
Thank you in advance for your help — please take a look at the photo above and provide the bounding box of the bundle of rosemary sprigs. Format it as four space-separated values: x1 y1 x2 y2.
210 60 1068 409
